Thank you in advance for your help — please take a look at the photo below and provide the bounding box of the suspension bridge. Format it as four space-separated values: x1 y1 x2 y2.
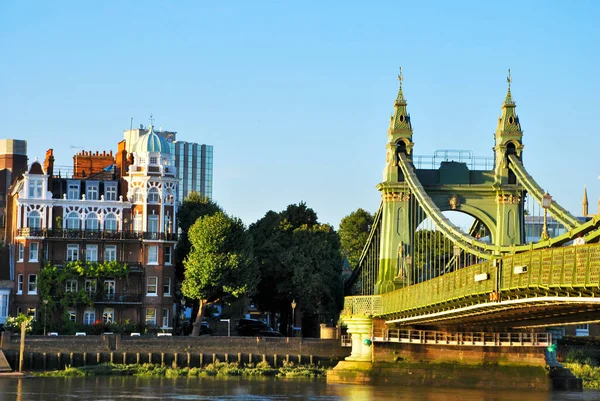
341 70 600 360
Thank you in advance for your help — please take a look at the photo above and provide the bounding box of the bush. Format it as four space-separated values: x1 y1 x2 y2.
3 314 33 333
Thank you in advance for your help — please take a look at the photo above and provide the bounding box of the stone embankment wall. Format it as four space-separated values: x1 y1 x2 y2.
0 332 350 371
373 342 547 366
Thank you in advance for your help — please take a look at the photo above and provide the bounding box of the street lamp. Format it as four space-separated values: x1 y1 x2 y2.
541 192 553 240
291 299 297 337
43 299 48 336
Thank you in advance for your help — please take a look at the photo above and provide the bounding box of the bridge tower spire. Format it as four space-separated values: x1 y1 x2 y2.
492 69 526 246
375 68 415 294
382 67 414 183
494 69 524 184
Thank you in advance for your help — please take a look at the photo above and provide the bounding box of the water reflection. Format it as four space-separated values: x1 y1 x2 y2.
0 377 599 401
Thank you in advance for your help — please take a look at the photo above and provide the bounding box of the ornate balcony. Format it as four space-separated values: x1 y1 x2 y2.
44 260 144 273
17 228 178 242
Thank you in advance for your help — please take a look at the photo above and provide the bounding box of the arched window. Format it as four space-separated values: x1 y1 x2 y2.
28 211 41 229
164 189 174 204
131 188 143 203
148 187 160 204
66 212 80 230
104 213 117 232
86 213 99 231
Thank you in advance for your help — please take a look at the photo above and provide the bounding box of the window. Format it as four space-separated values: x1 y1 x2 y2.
86 213 99 231
104 213 117 231
65 280 78 292
28 179 43 199
104 245 117 262
86 184 98 200
68 309 76 322
27 307 36 319
162 309 169 328
148 187 159 204
102 308 114 324
163 277 171 296
28 211 41 229
105 185 117 201
18 243 24 261
66 212 80 230
84 279 97 296
28 274 37 294
148 246 158 264
0 294 8 323
86 245 98 262
576 324 590 337
146 276 158 296
150 156 158 165
133 215 142 233
83 309 95 325
29 242 39 262
132 188 143 203
145 308 156 326
164 246 172 265
104 280 115 298
67 182 80 200
148 215 159 234
17 274 23 294
67 244 79 261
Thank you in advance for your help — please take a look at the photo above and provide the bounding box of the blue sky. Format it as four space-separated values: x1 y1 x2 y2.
1 1 599 228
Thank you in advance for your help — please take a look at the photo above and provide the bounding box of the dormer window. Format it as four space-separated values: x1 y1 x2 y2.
67 181 80 200
28 180 43 199
150 156 158 165
105 184 117 201
86 183 99 200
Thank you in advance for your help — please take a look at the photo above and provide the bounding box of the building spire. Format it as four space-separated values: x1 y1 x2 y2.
583 186 589 216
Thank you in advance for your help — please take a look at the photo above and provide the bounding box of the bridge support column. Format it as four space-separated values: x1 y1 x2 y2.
344 315 373 362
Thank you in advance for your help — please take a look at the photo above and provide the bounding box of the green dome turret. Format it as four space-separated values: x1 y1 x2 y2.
132 125 171 154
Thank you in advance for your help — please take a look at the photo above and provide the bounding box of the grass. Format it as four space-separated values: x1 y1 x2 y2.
34 360 328 379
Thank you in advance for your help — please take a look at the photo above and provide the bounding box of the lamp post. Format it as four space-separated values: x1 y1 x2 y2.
291 299 297 337
541 192 553 240
43 299 48 336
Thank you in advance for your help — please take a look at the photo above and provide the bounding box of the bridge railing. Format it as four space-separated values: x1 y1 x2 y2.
370 329 551 347
501 243 600 293
342 295 382 316
381 261 497 315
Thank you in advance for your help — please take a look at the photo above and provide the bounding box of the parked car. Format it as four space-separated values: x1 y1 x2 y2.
256 329 284 337
236 318 268 336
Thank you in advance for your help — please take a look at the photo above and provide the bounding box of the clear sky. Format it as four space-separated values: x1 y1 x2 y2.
1 1 599 229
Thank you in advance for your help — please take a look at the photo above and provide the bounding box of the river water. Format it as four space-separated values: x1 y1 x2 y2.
0 377 599 401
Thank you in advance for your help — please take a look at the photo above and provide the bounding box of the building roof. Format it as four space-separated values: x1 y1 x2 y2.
132 125 171 155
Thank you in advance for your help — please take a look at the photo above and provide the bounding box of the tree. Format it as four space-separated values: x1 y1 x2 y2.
182 212 257 336
250 202 343 335
338 208 374 268
176 192 221 280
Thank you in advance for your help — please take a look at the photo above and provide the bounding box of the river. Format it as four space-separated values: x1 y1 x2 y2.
0 377 598 401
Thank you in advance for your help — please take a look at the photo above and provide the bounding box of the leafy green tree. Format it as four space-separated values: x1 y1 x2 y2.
338 208 374 268
176 192 222 280
250 202 343 335
182 212 257 336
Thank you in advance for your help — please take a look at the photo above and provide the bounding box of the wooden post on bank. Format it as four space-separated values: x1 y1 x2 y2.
18 321 26 372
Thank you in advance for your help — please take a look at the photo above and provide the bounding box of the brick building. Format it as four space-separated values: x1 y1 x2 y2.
6 126 178 330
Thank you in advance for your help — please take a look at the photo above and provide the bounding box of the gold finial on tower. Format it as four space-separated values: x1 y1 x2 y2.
398 67 403 88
